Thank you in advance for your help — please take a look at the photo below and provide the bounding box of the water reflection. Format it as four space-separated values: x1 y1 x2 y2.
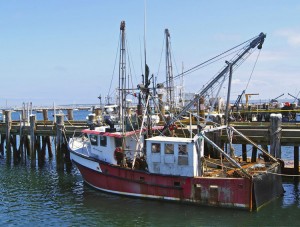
282 180 300 208
1 160 300 226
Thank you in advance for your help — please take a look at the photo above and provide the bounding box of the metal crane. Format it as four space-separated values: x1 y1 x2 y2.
233 90 245 111
270 93 284 103
245 93 259 107
162 32 266 132
288 92 300 105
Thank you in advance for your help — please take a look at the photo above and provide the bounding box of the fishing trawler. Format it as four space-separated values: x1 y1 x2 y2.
68 22 283 211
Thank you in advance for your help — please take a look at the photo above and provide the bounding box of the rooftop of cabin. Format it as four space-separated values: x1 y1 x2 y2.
146 136 195 143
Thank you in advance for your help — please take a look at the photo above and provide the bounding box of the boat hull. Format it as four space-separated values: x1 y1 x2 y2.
71 150 283 211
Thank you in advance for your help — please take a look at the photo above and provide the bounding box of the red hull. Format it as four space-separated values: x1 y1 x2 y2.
73 159 255 210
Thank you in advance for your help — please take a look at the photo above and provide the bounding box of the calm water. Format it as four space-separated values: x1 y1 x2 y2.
0 110 300 226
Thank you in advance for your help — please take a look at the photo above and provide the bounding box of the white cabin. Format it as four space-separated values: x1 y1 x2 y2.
86 126 142 165
146 136 204 177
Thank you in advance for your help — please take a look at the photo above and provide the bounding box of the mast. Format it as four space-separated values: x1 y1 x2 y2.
179 62 185 107
165 29 174 112
119 21 126 133
145 65 152 138
143 1 152 138
119 21 127 167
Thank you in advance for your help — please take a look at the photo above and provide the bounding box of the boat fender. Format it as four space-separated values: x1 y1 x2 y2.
169 124 177 131
114 147 124 163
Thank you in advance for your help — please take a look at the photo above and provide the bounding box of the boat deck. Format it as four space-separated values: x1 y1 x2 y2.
202 157 270 178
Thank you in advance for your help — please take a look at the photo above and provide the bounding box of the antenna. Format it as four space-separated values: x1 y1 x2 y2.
144 0 147 73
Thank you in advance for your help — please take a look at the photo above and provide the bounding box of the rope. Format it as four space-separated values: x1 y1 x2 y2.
256 171 300 177
64 115 74 127
60 125 68 144
271 127 282 136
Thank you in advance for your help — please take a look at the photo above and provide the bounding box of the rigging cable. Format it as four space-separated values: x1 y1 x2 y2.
156 35 165 80
108 31 121 98
125 36 138 90
171 35 259 82
195 46 259 99
169 41 180 77
244 48 262 92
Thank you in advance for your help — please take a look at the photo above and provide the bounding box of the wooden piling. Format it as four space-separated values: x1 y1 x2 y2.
19 130 24 163
5 110 12 162
41 136 47 160
294 146 299 175
42 109 49 121
2 110 5 122
0 134 5 156
12 134 19 164
19 109 24 162
46 136 53 159
25 135 30 157
270 113 282 158
261 144 268 152
56 114 65 171
20 109 26 123
64 136 72 172
36 135 43 167
251 146 257 162
242 144 247 162
30 115 36 167
67 109 74 121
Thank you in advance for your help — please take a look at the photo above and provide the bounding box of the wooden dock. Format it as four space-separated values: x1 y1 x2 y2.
229 122 300 146
223 120 300 176
0 109 89 171
0 109 299 176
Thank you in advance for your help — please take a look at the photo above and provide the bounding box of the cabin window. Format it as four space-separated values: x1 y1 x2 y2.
115 137 122 147
90 135 98 146
179 144 188 155
100 136 107 147
151 143 161 153
165 144 174 154
178 144 188 165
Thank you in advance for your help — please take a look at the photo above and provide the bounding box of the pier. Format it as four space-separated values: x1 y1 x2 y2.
0 109 89 170
228 119 300 176
0 108 300 176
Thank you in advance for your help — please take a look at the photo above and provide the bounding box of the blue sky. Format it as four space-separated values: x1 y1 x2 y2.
0 0 299 107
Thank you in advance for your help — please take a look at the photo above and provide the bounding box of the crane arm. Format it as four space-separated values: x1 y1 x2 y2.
274 93 284 100
288 93 300 101
234 90 245 107
162 32 266 132
245 93 259 106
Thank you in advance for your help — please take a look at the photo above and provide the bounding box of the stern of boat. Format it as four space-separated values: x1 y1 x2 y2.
252 163 284 210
